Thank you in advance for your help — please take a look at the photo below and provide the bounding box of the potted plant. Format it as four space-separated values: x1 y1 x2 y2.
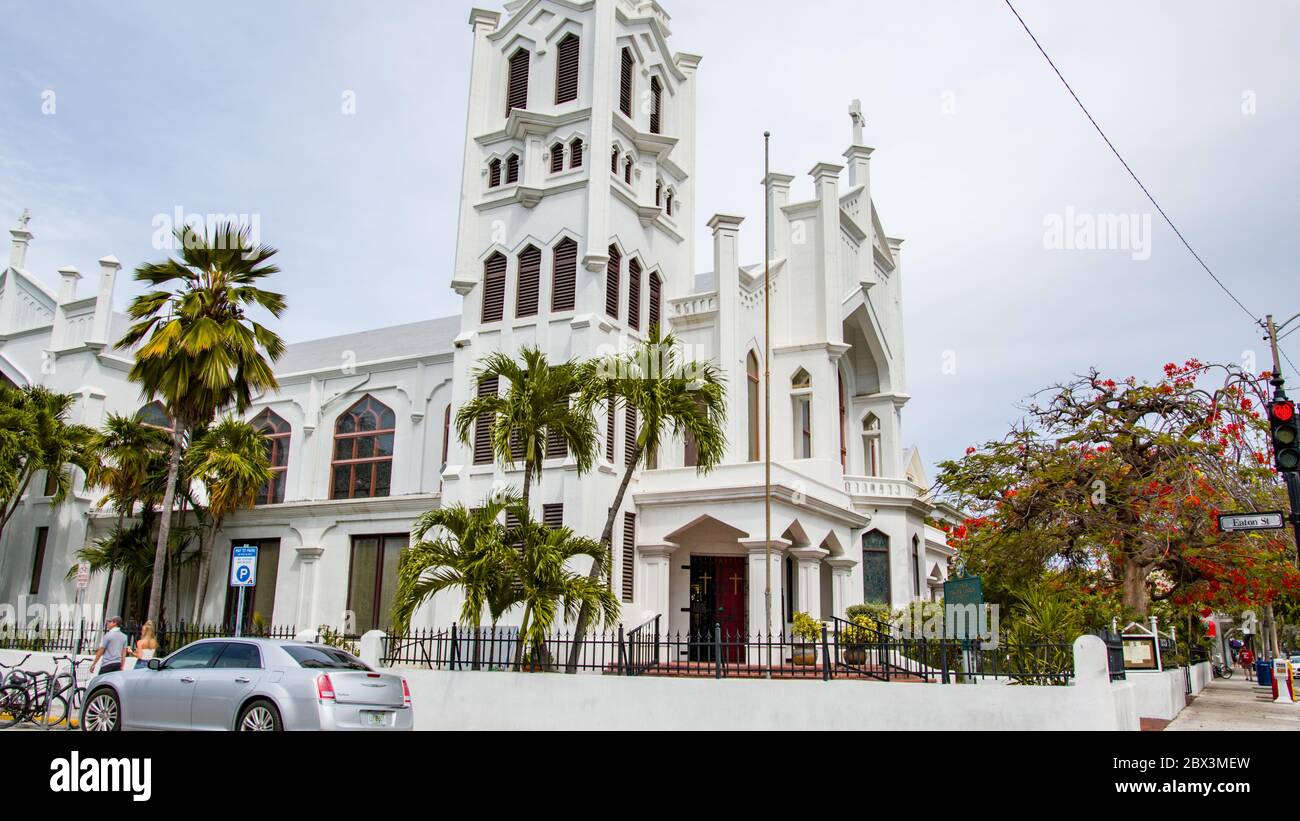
791 612 822 666
842 604 890 666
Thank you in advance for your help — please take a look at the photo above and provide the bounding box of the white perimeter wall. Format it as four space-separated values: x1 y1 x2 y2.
1127 668 1194 721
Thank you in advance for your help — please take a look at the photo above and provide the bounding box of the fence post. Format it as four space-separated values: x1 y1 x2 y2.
654 615 662 667
940 638 950 685
617 624 627 676
821 625 831 682
450 624 460 671
713 624 722 680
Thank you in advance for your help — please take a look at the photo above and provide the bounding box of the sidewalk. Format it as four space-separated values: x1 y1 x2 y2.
1166 675 1300 731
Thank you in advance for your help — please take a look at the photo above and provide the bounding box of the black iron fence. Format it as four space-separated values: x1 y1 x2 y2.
0 621 299 656
382 617 1119 686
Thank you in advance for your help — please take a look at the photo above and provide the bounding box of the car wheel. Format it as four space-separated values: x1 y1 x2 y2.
82 689 121 732
237 700 282 732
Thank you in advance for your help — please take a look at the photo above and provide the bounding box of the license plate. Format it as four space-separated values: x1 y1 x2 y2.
364 711 390 727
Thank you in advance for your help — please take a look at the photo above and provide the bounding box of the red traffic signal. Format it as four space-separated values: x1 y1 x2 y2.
1273 401 1296 423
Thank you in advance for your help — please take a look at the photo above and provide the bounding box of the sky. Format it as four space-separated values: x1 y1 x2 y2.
2 0 1298 479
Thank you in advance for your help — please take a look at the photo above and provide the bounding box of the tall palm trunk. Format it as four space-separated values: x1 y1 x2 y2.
565 445 642 673
191 520 218 624
148 424 185 624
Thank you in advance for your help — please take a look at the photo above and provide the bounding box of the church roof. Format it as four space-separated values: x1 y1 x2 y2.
275 316 460 374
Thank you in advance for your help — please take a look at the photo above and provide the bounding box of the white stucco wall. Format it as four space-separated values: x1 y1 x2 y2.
1127 669 1190 721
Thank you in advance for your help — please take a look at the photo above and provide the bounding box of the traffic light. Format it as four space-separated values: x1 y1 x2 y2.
1270 399 1300 473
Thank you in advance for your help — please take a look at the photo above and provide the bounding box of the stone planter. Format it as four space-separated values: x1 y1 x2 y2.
843 646 868 666
791 643 818 666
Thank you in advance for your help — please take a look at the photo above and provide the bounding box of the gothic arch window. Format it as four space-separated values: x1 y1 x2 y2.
252 409 290 506
655 179 663 207
488 158 502 189
605 244 621 320
627 258 642 331
136 402 173 432
551 237 577 312
862 530 890 605
912 535 922 599
648 272 662 333
665 189 674 217
549 143 565 174
505 153 521 185
482 252 507 323
747 352 761 462
838 372 847 471
569 137 584 169
506 48 530 116
555 33 580 104
611 145 620 174
862 413 882 478
440 405 452 474
623 155 633 185
619 47 635 117
791 369 812 459
650 76 663 134
331 395 396 500
516 245 541 319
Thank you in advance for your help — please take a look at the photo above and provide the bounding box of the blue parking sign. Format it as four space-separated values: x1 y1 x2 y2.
230 546 259 588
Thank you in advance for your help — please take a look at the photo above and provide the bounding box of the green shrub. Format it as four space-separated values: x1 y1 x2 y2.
791 612 822 642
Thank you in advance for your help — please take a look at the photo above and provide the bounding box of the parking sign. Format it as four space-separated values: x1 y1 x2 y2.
230 545 259 588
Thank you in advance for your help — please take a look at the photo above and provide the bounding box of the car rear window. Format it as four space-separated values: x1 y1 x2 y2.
283 645 371 671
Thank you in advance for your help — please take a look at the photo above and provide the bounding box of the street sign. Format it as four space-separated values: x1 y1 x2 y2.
230 546 259 588
75 562 91 591
1218 512 1286 533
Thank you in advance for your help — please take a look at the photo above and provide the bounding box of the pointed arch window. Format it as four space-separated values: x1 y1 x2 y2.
136 401 173 432
862 414 882 478
505 153 521 185
555 33 580 104
569 137 584 169
838 373 847 471
619 47 635 117
747 352 761 462
627 258 642 331
655 179 663 207
862 530 890 605
549 143 565 174
665 190 674 217
440 405 452 475
516 245 541 318
506 48 530 116
623 156 633 185
331 396 396 500
482 252 507 323
252 409 290 505
912 535 922 599
551 237 577 312
791 369 812 459
488 158 502 189
650 76 663 134
648 272 662 333
611 145 620 174
605 245 621 320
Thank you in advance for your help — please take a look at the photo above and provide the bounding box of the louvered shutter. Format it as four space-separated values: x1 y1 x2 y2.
665 192 673 217
550 145 564 175
611 146 619 174
546 401 569 460
516 245 541 318
655 180 662 207
543 504 564 530
621 513 636 603
650 77 663 134
627 258 642 331
570 139 583 168
489 159 502 188
482 254 507 323
474 375 499 465
624 157 633 185
625 406 638 467
648 274 662 332
505 154 520 184
555 35 580 104
509 430 525 462
605 245 621 319
619 48 634 117
506 50 530 115
551 238 577 312
605 401 616 463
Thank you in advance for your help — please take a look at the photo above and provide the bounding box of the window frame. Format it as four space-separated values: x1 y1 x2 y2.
252 409 291 506
329 395 397 501
346 534 408 636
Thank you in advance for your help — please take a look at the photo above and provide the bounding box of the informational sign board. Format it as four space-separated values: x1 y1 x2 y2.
1218 512 1286 533
230 546 259 588
75 561 91 591
944 576 984 642
1122 637 1159 671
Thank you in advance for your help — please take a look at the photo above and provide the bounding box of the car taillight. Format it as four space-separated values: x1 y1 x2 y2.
401 677 411 707
316 673 336 701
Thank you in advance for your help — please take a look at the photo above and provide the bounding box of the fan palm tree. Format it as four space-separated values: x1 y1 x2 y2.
84 415 171 619
0 385 96 547
565 328 727 671
391 492 519 637
118 222 286 623
453 346 596 511
186 416 273 623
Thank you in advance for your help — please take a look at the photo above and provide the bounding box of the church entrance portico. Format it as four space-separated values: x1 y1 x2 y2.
688 555 747 661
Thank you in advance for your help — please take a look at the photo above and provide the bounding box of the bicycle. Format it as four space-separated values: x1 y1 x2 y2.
1212 660 1235 680
0 655 89 729
0 653 33 687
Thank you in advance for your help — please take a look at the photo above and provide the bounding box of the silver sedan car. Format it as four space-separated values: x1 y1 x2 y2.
79 638 414 732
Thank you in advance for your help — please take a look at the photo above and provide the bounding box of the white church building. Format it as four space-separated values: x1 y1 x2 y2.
0 0 955 639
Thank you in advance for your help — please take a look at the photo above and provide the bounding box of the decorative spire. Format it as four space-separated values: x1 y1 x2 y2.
17 208 31 229
849 99 865 146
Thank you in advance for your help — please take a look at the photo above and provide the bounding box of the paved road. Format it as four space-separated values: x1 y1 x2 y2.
1167 675 1300 731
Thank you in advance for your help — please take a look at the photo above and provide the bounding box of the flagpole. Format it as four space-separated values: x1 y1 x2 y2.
763 132 773 677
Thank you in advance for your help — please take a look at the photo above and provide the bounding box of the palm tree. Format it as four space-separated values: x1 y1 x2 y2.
0 385 96 548
186 416 273 623
118 223 286 624
69 520 158 622
453 347 596 511
84 415 171 619
391 492 519 637
565 328 727 671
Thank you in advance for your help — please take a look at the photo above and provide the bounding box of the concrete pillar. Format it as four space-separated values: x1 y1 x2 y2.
789 546 829 620
708 214 744 462
639 545 674 624
359 630 386 668
52 266 82 350
810 162 844 345
8 225 33 269
295 547 325 630
764 173 794 263
744 539 789 637
1072 634 1112 689
827 557 856 619
86 256 121 348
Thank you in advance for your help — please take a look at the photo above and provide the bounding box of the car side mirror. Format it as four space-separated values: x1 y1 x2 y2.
147 658 163 671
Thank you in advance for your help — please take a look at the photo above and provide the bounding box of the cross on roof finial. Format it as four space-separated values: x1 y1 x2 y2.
17 209 31 229
849 99 865 146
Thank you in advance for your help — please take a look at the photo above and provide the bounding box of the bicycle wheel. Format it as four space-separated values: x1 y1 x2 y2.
0 685 29 729
44 695 70 728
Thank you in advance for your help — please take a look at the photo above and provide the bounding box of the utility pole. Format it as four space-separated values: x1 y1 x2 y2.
1263 313 1300 567
763 132 773 678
